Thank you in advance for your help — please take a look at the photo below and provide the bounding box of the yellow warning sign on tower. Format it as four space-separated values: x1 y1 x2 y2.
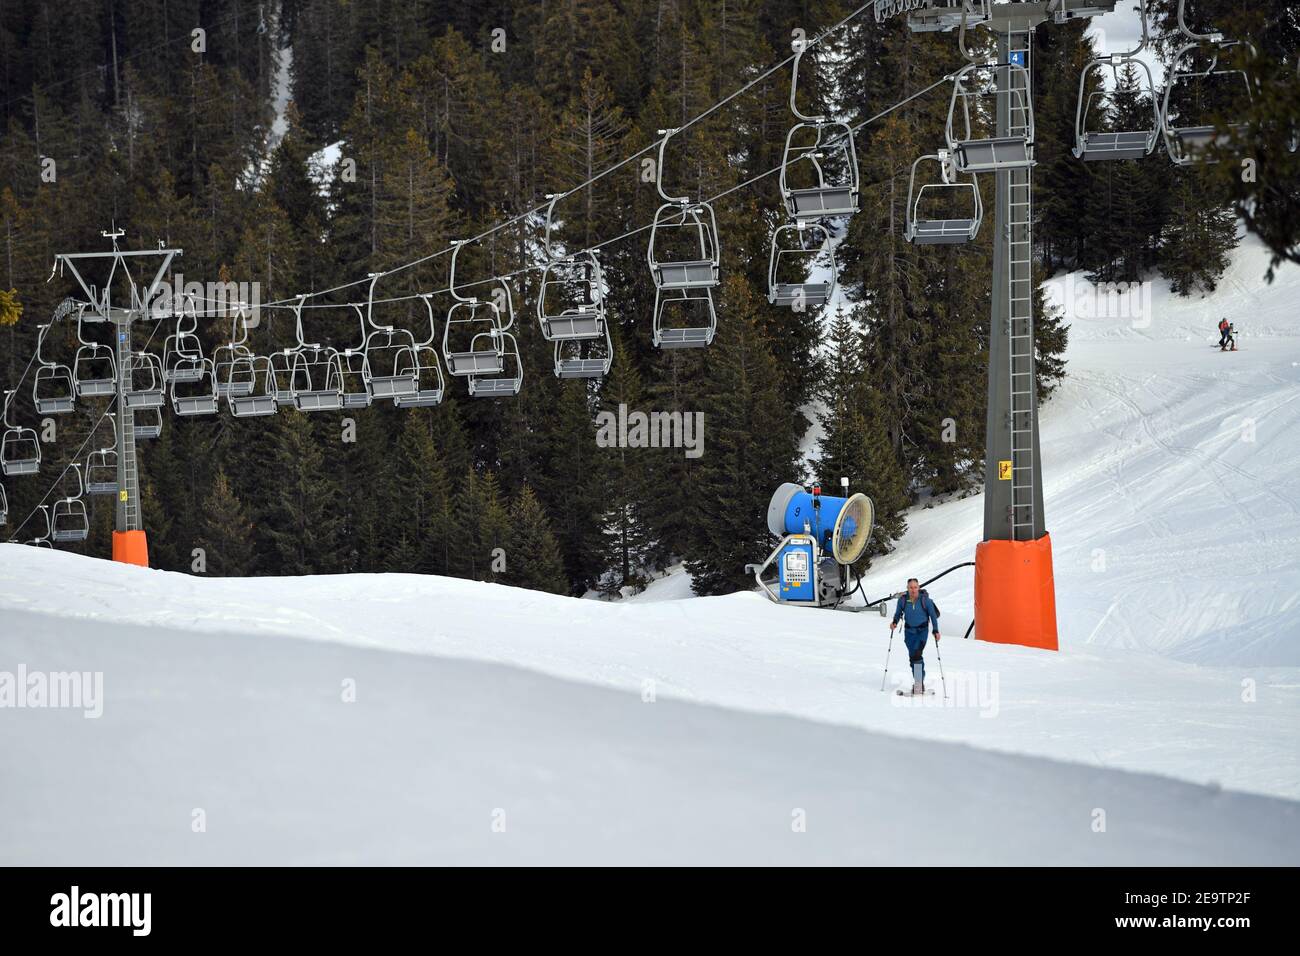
998 460 1012 481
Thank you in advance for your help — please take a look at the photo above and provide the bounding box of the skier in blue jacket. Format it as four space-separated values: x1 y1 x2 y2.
891 578 941 695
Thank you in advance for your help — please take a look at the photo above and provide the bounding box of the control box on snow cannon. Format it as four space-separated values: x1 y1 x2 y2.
747 480 875 607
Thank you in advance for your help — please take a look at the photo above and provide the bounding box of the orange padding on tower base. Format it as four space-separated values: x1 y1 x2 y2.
974 533 1058 650
112 530 150 568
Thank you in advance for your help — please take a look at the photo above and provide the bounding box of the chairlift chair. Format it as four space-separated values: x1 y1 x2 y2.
86 447 119 495
287 297 344 412
169 357 220 416
33 364 76 415
364 327 419 399
333 304 374 409
1073 1 1161 161
768 222 836 306
28 505 53 548
51 464 90 544
905 152 983 244
290 346 344 411
123 351 166 409
269 350 298 408
214 311 257 399
465 281 523 398
946 61 1036 173
467 332 523 398
442 241 508 378
653 286 717 349
647 128 721 294
538 194 608 341
1161 41 1254 166
133 407 163 440
779 46 860 220
338 350 374 409
33 324 76 415
85 415 119 495
221 352 258 399
554 318 613 379
391 295 446 408
228 355 279 418
162 299 206 383
73 305 118 397
362 274 419 400
1 389 40 477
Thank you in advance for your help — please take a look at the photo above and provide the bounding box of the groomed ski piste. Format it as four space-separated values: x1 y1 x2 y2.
1 233 1298 865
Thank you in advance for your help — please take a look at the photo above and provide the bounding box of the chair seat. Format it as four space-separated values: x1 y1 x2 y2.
173 397 219 416
294 391 343 412
76 379 116 397
656 327 714 349
393 390 444 408
541 314 604 340
1 459 39 476
555 359 610 379
469 377 521 398
370 374 418 398
230 396 279 418
787 186 857 219
653 261 718 290
447 351 504 376
954 136 1033 173
911 219 977 244
217 380 256 398
124 391 164 409
770 282 831 306
1079 130 1152 161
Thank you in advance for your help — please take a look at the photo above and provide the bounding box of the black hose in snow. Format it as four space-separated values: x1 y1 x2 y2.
862 561 975 610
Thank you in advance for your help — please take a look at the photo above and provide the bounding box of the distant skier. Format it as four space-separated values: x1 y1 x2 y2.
890 578 941 695
1219 321 1238 352
1218 317 1231 348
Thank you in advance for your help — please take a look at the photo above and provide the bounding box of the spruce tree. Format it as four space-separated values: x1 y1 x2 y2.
260 409 344 575
813 307 910 557
391 408 452 575
1159 167 1240 296
682 277 800 596
196 470 257 576
596 336 652 596
506 484 568 594
453 468 511 583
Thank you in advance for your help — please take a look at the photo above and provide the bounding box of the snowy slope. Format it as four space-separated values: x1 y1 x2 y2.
2 605 1296 865
2 542 1298 805
855 231 1300 667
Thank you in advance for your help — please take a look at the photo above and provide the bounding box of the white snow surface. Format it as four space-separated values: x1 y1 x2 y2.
1 233 1298 864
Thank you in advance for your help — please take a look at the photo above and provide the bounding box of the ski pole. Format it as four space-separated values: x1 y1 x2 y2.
880 625 895 692
934 632 948 699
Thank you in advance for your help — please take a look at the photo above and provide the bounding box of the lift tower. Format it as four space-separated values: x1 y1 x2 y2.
55 231 181 567
899 0 1117 649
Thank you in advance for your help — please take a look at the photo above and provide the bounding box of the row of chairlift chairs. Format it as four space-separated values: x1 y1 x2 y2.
903 0 1259 250
1 297 134 543
0 0 1269 542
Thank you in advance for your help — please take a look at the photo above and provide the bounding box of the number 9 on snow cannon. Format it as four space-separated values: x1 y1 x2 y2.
747 481 874 607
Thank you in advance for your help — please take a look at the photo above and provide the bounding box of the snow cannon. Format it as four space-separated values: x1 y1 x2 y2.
746 480 874 608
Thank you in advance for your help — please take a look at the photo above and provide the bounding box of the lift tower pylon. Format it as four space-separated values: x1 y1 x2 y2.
903 1 1119 650
54 231 182 567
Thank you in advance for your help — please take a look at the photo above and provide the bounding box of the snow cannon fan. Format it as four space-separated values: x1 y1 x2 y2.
746 479 874 608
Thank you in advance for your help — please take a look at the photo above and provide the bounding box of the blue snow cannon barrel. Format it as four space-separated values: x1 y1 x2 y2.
766 481 875 564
